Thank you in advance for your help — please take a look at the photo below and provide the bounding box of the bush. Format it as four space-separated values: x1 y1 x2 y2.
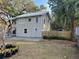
11 46 18 55
0 44 19 58
43 36 71 41
5 50 11 57
5 44 15 49
0 53 4 58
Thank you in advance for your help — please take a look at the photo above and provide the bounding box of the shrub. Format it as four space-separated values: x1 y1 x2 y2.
5 44 15 49
11 46 18 55
43 36 71 41
0 44 19 58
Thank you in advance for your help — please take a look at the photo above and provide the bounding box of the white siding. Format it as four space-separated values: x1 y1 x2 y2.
13 14 50 38
16 16 43 37
75 27 79 35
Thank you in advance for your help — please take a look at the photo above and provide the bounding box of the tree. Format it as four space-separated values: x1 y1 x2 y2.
0 0 18 16
0 0 38 16
48 0 79 39
39 5 46 10
0 16 7 49
0 12 12 49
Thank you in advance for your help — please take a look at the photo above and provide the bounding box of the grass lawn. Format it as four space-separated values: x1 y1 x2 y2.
5 40 79 59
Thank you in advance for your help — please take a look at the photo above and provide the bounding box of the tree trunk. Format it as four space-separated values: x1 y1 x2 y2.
1 28 5 50
71 17 76 41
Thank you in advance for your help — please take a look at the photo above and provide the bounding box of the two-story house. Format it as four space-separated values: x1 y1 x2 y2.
10 11 51 38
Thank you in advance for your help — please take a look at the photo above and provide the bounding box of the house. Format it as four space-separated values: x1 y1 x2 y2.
75 27 79 35
10 10 51 38
75 27 79 39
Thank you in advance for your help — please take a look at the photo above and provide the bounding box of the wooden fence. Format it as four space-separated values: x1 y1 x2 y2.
42 31 71 39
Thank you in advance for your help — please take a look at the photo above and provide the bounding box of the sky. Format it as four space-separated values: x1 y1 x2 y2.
33 0 51 12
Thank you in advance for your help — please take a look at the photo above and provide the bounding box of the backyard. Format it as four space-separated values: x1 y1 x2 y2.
4 39 79 59
0 0 79 59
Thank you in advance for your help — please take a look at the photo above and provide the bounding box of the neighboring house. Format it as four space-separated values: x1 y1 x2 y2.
10 11 51 38
75 27 79 41
75 27 79 36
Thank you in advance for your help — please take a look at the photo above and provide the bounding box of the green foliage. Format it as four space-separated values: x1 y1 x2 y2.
48 0 79 30
0 0 47 16
32 5 47 11
3 6 18 16
76 19 79 26
0 0 38 16
39 5 46 10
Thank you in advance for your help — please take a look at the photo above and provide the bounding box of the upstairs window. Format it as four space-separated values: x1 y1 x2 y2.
28 18 31 22
24 29 27 33
36 17 38 23
48 20 50 23
44 19 45 24
35 28 37 31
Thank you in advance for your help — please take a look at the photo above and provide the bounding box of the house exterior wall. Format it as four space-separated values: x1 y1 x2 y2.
75 27 79 35
43 15 50 31
12 14 50 37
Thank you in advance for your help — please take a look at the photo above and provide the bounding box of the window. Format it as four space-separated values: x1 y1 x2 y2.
13 29 16 34
28 18 31 22
36 17 38 23
44 19 45 24
24 29 27 33
48 20 50 23
35 28 37 31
